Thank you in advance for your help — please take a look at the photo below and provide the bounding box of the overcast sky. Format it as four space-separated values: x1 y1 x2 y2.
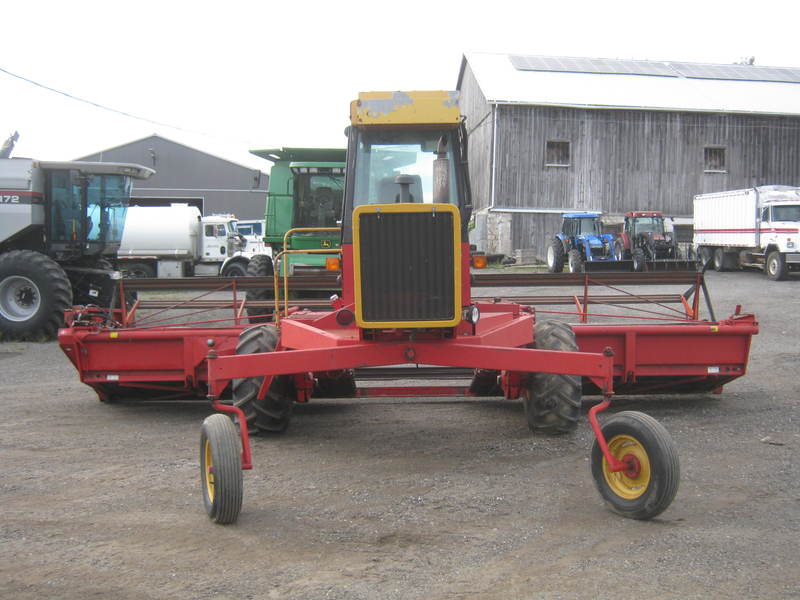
2 0 797 172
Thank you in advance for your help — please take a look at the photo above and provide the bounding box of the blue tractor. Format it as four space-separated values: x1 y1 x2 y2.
547 212 629 273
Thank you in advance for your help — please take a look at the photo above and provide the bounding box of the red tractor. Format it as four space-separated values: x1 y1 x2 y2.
614 211 680 271
58 92 758 525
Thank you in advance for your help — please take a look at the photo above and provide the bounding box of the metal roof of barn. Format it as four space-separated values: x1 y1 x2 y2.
459 53 800 116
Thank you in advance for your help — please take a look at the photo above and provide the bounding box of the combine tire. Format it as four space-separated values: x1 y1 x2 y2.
591 411 679 520
231 324 295 433
245 254 275 323
546 239 565 273
0 250 72 341
200 413 243 524
567 249 585 274
765 251 787 281
524 321 581 434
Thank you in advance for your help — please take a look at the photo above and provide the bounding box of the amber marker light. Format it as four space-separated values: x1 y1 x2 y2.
472 255 488 269
325 257 341 271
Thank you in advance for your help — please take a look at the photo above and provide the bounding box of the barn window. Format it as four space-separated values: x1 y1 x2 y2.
545 140 570 167
704 147 726 172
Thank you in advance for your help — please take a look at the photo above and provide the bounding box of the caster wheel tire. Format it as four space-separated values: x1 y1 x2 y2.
200 413 243 524
591 411 679 520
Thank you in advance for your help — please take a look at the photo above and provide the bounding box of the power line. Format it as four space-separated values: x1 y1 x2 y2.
0 65 252 143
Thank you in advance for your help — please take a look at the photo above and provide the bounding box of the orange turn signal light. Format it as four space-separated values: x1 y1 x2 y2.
325 257 341 271
471 254 488 269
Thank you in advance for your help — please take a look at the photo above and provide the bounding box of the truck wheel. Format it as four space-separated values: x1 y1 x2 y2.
546 239 565 273
696 247 712 271
245 255 275 323
231 324 295 433
567 249 584 273
713 248 729 272
524 321 581 434
122 262 156 278
591 411 679 520
0 250 73 341
632 248 646 272
766 251 787 281
222 262 247 277
613 240 630 261
200 413 243 524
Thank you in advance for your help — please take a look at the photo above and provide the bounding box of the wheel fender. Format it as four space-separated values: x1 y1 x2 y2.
221 256 249 273
617 232 631 250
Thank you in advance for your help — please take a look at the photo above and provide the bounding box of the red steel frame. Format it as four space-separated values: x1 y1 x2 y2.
58 273 758 479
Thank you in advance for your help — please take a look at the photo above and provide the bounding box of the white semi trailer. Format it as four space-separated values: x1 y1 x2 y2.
117 205 264 278
693 185 800 280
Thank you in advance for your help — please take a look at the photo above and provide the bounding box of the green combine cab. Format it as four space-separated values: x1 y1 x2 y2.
246 147 346 320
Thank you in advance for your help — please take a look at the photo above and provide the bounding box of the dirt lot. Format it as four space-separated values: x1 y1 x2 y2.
1 270 799 599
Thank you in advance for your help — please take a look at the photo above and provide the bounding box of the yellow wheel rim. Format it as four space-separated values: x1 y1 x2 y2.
203 439 215 503
602 434 651 500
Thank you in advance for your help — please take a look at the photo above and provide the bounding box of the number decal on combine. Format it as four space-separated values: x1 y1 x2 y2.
0 195 21 203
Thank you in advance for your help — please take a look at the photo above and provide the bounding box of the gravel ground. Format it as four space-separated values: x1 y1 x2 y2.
0 269 798 599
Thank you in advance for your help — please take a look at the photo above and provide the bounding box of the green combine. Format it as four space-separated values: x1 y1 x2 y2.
246 147 345 320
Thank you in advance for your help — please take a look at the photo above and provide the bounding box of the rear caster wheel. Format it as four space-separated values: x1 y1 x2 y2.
200 413 243 524
591 411 679 520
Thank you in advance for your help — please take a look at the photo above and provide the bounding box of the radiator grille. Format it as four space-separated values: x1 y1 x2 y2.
357 210 456 324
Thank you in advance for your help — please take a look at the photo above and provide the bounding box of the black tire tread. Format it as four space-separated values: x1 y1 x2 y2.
525 321 581 434
245 254 274 322
590 410 680 520
548 239 565 273
231 324 294 432
0 249 72 341
567 249 584 274
200 413 243 524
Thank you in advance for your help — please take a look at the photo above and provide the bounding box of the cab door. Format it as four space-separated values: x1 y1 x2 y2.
202 222 228 260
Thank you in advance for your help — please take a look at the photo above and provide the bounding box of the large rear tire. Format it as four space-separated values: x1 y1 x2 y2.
245 254 275 323
591 411 679 520
0 250 72 341
231 324 295 433
546 239 565 273
200 413 243 524
524 321 581 434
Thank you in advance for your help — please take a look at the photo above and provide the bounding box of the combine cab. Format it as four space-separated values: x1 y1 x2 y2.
58 92 758 525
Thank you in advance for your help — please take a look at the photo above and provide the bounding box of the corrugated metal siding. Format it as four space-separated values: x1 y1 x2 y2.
79 136 269 219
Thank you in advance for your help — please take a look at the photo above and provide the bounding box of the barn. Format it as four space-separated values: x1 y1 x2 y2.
456 53 800 262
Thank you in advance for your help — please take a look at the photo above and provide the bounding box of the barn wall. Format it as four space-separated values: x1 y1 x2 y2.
486 105 800 260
